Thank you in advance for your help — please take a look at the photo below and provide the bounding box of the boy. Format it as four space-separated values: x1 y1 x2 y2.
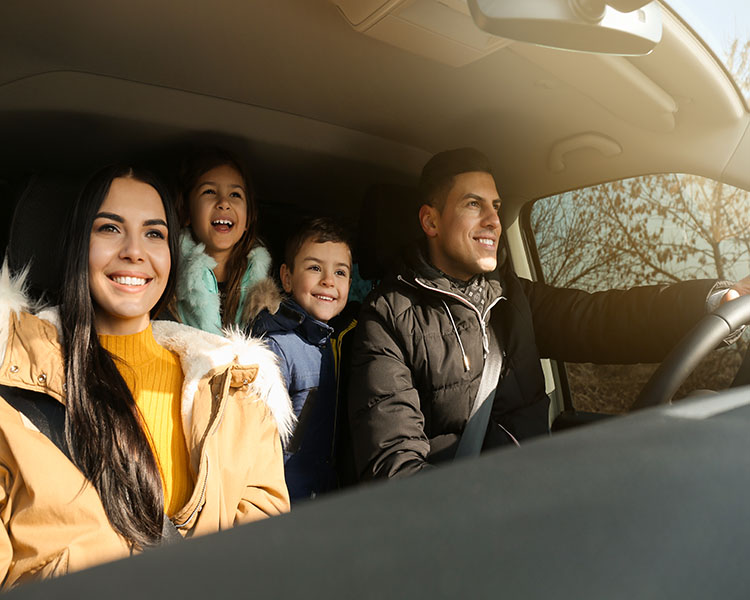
253 217 354 502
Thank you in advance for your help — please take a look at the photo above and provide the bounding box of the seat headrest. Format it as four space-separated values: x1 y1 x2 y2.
7 174 84 302
356 184 422 281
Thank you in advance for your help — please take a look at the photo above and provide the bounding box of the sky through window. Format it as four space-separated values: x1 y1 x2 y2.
665 0 750 101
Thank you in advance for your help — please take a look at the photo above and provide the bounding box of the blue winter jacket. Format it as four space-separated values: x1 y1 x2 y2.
253 298 339 502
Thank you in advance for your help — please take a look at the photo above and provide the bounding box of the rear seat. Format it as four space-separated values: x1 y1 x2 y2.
355 183 422 283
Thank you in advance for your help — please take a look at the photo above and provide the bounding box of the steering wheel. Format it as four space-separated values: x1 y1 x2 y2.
631 295 750 410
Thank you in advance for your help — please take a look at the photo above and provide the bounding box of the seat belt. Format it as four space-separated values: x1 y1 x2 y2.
454 327 503 459
2 384 69 457
0 384 182 544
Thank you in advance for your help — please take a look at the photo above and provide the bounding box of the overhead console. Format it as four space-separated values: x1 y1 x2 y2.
330 0 512 67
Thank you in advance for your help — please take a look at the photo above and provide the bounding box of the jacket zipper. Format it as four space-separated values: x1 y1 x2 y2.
175 455 209 529
399 275 505 361
174 371 232 528
441 300 471 371
398 274 514 446
330 319 358 461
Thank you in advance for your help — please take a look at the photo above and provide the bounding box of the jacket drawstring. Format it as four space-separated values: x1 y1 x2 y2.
441 300 470 372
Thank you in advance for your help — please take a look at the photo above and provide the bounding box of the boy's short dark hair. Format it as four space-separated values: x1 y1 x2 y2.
418 147 494 211
284 217 352 272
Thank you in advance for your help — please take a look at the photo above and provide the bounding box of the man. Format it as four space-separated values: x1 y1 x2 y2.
347 147 749 481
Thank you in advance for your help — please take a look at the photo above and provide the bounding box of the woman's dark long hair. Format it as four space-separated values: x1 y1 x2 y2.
177 148 259 327
60 165 180 549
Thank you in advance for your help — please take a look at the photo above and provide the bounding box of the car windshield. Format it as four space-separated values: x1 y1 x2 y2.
665 0 750 100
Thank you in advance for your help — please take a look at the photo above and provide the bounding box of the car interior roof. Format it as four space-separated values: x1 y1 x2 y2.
1 0 748 243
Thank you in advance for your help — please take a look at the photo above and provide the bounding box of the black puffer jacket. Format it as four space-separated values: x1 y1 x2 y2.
347 246 716 480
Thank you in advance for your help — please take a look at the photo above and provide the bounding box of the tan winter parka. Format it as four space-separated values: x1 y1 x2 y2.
0 272 294 589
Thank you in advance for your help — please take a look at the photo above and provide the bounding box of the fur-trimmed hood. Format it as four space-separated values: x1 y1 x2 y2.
175 230 281 335
152 320 294 443
0 264 294 444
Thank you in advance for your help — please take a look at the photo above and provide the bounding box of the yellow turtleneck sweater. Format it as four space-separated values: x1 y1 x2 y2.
99 324 192 517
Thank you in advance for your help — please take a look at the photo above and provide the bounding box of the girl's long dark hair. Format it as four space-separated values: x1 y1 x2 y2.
60 165 179 549
177 148 259 327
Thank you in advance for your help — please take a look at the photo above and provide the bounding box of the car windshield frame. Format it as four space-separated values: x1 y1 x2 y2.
664 0 750 103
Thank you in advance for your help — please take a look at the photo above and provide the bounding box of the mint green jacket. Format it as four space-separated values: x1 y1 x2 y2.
175 230 280 335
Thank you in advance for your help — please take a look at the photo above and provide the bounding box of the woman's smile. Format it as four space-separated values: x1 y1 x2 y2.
88 177 170 335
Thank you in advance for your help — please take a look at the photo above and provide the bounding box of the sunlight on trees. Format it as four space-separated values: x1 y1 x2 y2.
725 38 750 99
533 175 750 291
529 35 750 414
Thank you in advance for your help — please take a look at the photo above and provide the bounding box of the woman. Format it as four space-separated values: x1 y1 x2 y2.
0 165 293 588
172 148 279 334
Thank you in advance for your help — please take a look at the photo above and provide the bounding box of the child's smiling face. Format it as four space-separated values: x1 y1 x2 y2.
188 164 248 262
280 239 352 323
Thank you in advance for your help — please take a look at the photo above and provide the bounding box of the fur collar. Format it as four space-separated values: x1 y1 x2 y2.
176 230 277 333
152 320 294 443
0 264 294 444
175 232 222 333
240 277 282 324
242 242 272 289
0 262 34 362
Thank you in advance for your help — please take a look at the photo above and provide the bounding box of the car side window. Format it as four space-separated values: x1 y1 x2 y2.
526 173 750 413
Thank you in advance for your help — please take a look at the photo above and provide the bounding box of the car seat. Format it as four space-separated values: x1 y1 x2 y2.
355 183 422 282
6 174 85 303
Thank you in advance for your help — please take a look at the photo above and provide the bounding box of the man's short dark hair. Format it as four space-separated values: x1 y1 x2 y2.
284 217 352 271
418 147 494 211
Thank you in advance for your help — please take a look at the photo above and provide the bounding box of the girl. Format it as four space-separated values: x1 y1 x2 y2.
173 149 279 334
0 165 293 587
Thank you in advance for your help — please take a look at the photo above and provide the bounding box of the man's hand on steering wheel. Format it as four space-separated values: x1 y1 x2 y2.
720 275 750 304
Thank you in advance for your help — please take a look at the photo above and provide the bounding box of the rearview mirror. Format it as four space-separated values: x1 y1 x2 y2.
467 0 662 55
